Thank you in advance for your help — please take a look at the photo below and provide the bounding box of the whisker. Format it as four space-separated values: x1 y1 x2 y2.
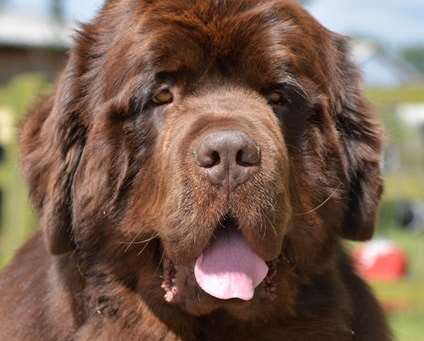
121 233 159 253
262 211 279 237
137 239 155 257
130 235 159 245
154 250 166 277
296 183 342 216
122 232 143 253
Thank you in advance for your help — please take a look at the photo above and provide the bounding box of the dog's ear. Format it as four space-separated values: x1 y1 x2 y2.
331 35 384 241
20 65 87 255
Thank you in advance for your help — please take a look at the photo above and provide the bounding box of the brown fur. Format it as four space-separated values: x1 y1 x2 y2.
0 0 392 340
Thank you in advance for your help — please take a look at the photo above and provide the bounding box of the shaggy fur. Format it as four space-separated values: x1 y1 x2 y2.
0 0 392 340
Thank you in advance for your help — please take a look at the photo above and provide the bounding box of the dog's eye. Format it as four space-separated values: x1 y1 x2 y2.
267 91 286 106
266 90 290 119
152 88 174 105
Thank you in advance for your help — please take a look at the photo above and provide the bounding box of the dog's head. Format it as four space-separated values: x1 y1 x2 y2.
20 0 383 320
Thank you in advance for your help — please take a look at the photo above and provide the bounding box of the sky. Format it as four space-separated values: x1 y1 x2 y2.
2 0 424 48
308 0 424 47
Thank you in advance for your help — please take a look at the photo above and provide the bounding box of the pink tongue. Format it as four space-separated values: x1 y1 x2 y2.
194 229 269 301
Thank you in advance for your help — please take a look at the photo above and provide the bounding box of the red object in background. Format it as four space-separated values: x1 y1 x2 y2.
353 240 408 282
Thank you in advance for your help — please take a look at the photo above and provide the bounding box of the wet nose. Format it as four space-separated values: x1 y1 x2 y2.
194 130 261 191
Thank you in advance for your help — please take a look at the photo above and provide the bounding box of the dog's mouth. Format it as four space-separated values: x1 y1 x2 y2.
161 215 280 305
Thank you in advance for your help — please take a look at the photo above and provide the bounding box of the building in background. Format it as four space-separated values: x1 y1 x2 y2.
0 12 70 84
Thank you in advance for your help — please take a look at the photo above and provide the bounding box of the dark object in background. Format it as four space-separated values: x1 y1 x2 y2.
0 0 392 340
397 200 424 231
399 201 415 228
0 144 5 164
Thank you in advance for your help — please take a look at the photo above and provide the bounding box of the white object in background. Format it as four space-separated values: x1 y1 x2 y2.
0 108 14 144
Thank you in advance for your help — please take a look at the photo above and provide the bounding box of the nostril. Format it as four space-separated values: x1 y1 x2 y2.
194 130 260 190
236 150 248 167
236 145 261 167
194 147 221 168
207 151 221 168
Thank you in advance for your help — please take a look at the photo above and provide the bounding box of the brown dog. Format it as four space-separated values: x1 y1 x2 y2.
0 0 392 340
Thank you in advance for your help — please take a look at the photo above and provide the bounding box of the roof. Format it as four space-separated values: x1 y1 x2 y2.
0 12 73 49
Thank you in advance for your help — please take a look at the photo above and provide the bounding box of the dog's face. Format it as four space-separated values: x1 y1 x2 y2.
21 0 383 320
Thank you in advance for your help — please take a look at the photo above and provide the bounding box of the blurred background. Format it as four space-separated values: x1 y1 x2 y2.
0 0 423 339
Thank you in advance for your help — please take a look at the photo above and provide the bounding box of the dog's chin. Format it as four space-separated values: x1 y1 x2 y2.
159 217 282 317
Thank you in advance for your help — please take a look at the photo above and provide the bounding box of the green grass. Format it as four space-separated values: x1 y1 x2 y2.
384 174 424 201
366 86 424 105
389 310 424 341
368 228 424 341
0 74 48 265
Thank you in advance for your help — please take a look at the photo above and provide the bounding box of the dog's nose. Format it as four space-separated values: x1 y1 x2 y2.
194 130 261 191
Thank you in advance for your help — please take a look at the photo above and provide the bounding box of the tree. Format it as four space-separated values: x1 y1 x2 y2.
50 0 65 24
401 46 424 75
